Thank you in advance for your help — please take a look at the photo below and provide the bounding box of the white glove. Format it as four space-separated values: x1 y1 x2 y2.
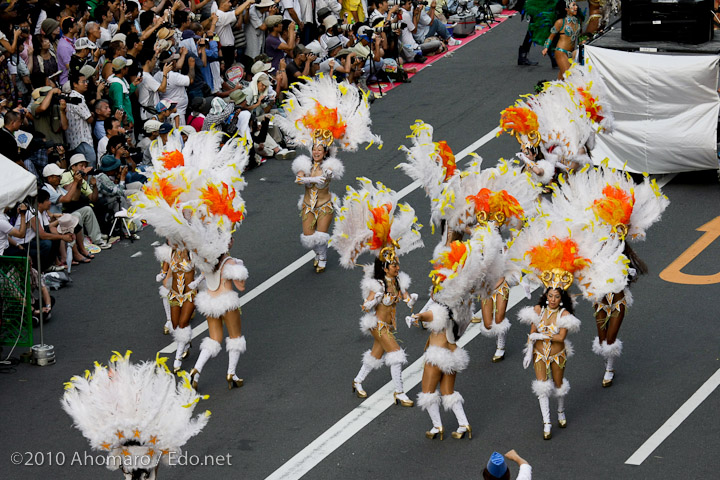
323 168 334 180
523 345 533 369
405 315 415 329
188 274 204 290
295 175 327 186
362 291 383 311
381 293 394 306
529 332 550 342
155 272 167 282
405 293 418 310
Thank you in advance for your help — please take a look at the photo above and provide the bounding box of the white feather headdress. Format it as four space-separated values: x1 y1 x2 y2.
562 62 615 133
275 74 382 152
331 177 423 268
130 130 249 271
508 214 630 302
443 159 541 235
61 351 210 472
547 163 669 242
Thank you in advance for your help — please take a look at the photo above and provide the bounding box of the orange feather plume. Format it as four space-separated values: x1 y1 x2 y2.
143 177 183 206
367 203 393 251
301 102 347 141
576 87 605 124
499 106 539 136
528 237 590 274
200 182 245 223
592 185 634 227
466 188 492 213
432 241 468 284
466 189 524 219
159 150 185 170
489 190 524 220
434 141 456 182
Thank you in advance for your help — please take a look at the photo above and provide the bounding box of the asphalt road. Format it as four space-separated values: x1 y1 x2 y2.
2 15 720 480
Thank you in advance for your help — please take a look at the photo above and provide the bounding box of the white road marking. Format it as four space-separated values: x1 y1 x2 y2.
159 127 501 354
265 285 530 480
265 173 678 479
625 367 720 465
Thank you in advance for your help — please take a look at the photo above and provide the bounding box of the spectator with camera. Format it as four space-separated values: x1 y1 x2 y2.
59 153 99 214
102 134 146 186
154 99 179 127
399 0 447 63
246 0 278 59
29 86 68 146
286 44 317 81
0 203 29 257
137 50 172 120
68 37 102 83
265 15 296 70
7 189 74 272
97 117 126 161
413 0 459 46
96 146 131 215
107 56 137 129
0 110 23 166
66 73 98 168
212 0 256 70
155 50 192 124
57 17 81 86
138 119 162 164
42 163 112 251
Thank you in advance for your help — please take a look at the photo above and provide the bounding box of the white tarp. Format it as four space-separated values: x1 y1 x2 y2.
0 155 38 210
585 45 719 173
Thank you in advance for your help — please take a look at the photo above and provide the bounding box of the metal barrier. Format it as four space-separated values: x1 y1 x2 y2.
0 256 34 348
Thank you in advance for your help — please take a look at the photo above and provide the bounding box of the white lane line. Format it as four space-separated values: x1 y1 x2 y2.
267 172 678 479
625 368 720 465
265 286 530 480
159 127 501 354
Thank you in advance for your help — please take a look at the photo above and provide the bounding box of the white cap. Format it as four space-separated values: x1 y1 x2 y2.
42 163 65 177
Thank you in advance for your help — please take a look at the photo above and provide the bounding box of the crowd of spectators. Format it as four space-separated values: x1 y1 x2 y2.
1 0 504 316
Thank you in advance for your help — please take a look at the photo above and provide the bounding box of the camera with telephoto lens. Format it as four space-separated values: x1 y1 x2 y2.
387 0 403 5
375 21 407 33
412 0 428 5
337 23 353 34
54 94 82 105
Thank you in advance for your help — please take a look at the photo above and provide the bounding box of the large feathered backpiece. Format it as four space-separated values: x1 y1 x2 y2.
331 177 423 268
276 74 382 153
61 351 210 473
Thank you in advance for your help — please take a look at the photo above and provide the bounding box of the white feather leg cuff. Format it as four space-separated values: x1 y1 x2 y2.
362 350 385 370
384 349 407 366
200 337 222 358
532 379 555 398
554 378 570 397
416 391 441 411
441 391 464 411
225 336 247 354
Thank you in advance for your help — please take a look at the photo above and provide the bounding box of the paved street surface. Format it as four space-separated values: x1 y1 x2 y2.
2 16 719 480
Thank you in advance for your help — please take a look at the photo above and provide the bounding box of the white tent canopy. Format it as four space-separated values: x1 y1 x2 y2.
586 45 720 173
1 155 38 210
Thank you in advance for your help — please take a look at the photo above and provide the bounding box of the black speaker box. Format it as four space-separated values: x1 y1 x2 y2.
621 0 714 44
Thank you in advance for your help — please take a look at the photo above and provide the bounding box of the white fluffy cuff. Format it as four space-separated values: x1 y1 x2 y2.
200 337 222 358
424 345 468 374
532 379 555 398
593 337 623 358
441 391 464 411
172 326 192 343
225 336 247 354
362 350 385 370
384 349 407 366
416 391 440 411
554 378 570 397
300 232 327 249
479 318 512 337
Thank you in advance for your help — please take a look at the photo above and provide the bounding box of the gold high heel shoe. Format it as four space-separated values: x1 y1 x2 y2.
173 361 182 374
425 426 444 440
471 316 483 324
227 374 244 390
163 325 170 335
451 425 472 440
558 412 567 428
602 369 615 388
352 381 367 398
190 368 199 390
492 350 505 363
182 342 192 359
393 392 414 407
315 264 326 273
543 423 552 440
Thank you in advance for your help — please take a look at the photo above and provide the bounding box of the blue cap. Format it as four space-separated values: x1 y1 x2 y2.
487 452 508 478
159 122 173 134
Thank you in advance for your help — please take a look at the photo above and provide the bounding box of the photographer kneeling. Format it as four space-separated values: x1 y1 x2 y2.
399 0 444 63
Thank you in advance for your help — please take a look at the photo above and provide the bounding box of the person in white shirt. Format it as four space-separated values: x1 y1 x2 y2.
246 0 277 59
154 51 192 125
137 51 173 121
399 0 443 63
412 1 459 45
210 0 255 70
97 118 126 164
0 204 28 257
483 450 532 480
